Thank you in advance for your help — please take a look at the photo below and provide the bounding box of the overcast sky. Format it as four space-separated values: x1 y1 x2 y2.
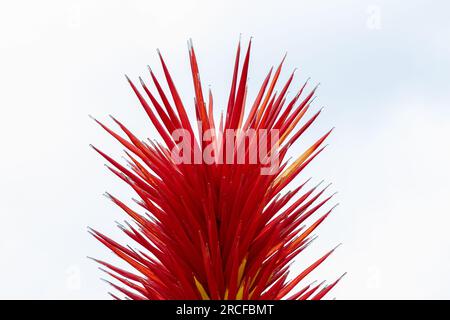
1 0 450 299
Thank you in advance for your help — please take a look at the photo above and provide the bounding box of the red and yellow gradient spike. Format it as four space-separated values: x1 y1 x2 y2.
90 39 344 300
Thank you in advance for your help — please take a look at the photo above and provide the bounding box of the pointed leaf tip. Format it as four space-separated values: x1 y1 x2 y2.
332 243 343 251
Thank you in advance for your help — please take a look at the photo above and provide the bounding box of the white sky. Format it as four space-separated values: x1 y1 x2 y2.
0 0 449 299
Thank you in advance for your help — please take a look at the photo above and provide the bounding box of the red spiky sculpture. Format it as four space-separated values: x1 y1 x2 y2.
90 39 344 300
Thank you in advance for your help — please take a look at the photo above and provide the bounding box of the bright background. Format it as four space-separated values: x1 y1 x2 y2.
1 0 449 299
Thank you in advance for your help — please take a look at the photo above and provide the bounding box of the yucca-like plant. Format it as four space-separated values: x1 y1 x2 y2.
90 39 344 300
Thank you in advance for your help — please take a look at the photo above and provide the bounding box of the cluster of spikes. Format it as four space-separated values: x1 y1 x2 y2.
89 38 345 300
